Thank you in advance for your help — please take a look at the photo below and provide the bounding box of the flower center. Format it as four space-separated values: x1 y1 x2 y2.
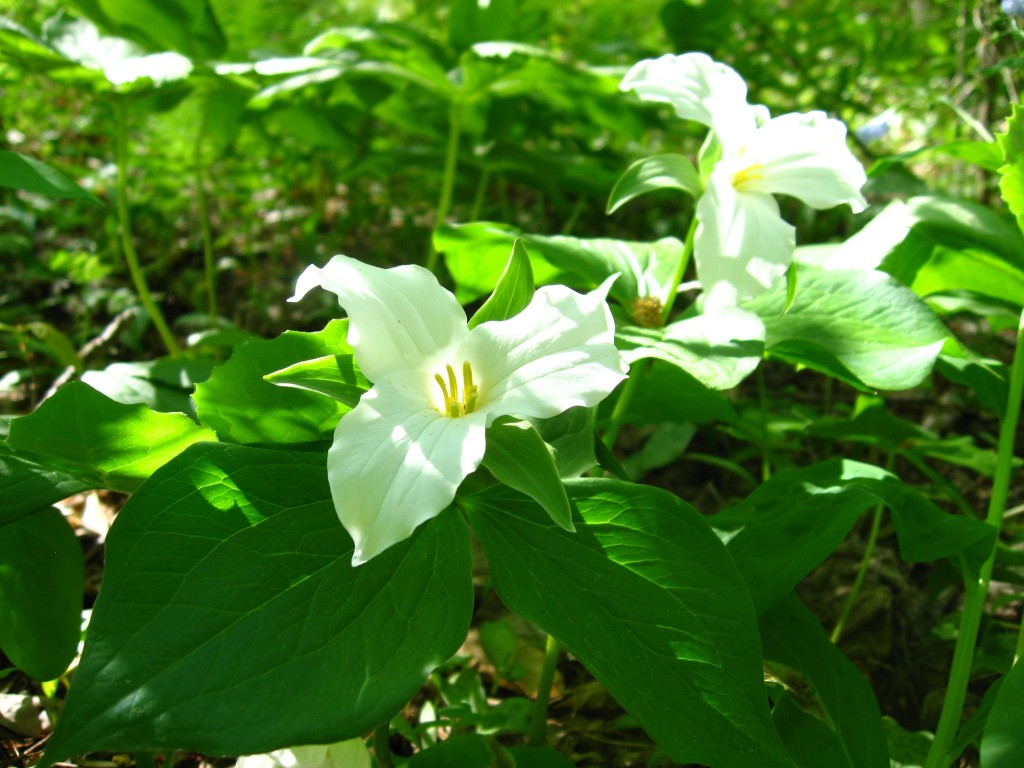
630 295 665 328
732 163 765 191
434 361 479 418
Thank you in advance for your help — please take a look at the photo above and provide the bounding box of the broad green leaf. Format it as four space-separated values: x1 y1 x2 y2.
43 443 473 762
599 360 738 426
935 353 1009 419
468 240 535 328
746 268 948 391
534 406 598 479
434 222 562 303
194 320 350 445
449 0 516 52
0 151 99 202
617 308 766 390
408 733 507 767
824 196 1024 309
761 594 889 768
0 507 83 681
869 140 1004 175
465 481 791 768
981 662 1024 768
998 102 1024 236
65 0 226 61
482 418 573 532
81 358 215 418
0 448 92 527
264 355 370 408
7 382 216 493
711 459 996 614
606 153 703 214
505 746 576 767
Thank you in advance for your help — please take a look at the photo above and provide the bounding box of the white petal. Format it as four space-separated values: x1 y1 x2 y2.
620 53 757 148
743 111 867 212
696 171 795 311
327 378 488 565
468 284 626 420
290 255 469 382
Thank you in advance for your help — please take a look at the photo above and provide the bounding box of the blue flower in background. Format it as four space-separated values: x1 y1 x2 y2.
1003 0 1024 18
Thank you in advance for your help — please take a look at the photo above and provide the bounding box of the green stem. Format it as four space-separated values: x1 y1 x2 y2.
831 502 884 644
660 216 698 322
560 197 585 235
757 365 772 482
468 166 491 222
113 98 180 357
528 634 561 748
424 104 461 275
601 361 645 451
925 308 1024 768
193 89 217 323
373 722 395 768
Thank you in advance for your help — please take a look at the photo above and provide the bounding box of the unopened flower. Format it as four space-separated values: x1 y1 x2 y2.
621 53 867 310
291 256 626 565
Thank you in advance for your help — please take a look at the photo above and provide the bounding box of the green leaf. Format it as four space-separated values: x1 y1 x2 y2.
0 151 99 203
534 406 598 479
0 448 92 527
468 239 535 329
264 354 370 408
465 481 791 768
81 358 214 419
617 308 766 390
505 746 576 767
194 321 351 445
65 0 226 61
43 443 473 762
981 661 1024 768
482 418 573 532
408 733 507 767
711 459 996 615
606 153 703 214
7 382 216 493
998 102 1024 237
761 594 889 768
746 268 948 391
600 360 738 426
449 0 516 52
0 507 83 681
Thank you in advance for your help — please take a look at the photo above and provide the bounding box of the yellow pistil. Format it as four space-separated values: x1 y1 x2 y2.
434 361 479 417
732 163 765 191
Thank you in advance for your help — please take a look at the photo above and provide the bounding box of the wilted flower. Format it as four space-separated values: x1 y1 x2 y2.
621 53 867 310
291 255 626 565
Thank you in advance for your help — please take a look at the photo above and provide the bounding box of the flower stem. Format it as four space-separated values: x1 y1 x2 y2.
601 362 645 452
113 98 180 357
425 104 461 275
373 721 395 768
831 502 884 644
528 634 561 748
660 215 698 322
468 166 491 222
925 307 1024 768
193 86 218 323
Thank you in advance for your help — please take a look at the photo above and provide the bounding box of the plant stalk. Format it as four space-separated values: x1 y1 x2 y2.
831 503 884 644
925 308 1024 768
425 104 461 275
193 87 218 323
373 721 395 768
660 215 698 322
528 634 561 748
113 98 180 357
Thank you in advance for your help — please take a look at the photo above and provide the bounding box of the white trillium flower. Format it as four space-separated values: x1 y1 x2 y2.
621 53 867 311
291 255 627 565
235 739 371 768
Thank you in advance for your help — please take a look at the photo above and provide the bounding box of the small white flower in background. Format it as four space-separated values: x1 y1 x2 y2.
235 739 371 768
854 109 897 144
621 53 867 311
291 255 626 565
1002 0 1024 18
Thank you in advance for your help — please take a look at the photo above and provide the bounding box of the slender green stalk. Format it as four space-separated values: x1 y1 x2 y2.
602 363 644 451
925 308 1024 768
756 365 772 482
528 634 561 748
424 105 461 275
193 88 218 322
468 167 491 222
560 197 585 235
113 98 180 357
373 722 395 768
659 216 698 322
831 503 884 644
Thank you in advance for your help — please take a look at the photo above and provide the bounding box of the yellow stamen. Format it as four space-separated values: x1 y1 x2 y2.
434 361 479 418
733 163 765 191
